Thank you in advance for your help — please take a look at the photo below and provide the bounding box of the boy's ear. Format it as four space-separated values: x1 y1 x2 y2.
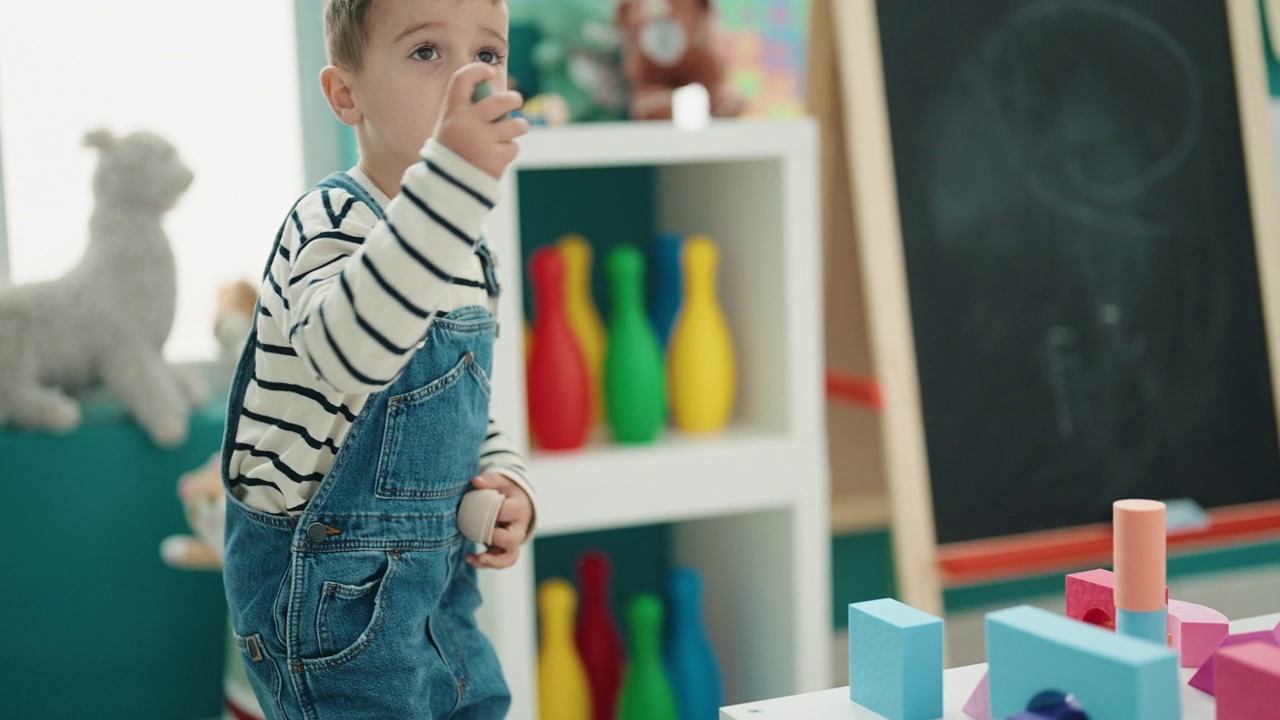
321 66 361 126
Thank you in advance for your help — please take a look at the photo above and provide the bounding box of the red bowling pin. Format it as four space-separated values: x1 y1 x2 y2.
527 247 591 450
576 551 625 720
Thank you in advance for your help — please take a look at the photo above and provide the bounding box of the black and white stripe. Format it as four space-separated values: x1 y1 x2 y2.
228 142 532 518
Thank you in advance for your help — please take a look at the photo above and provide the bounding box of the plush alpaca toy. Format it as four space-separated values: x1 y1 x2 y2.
0 128 204 447
616 0 745 120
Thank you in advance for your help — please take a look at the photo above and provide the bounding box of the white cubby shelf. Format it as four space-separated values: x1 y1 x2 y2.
475 118 831 718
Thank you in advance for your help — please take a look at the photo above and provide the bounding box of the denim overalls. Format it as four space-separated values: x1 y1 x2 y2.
221 172 510 719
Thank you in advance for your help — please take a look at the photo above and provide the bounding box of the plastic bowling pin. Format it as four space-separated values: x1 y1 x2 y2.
668 235 736 433
527 247 591 450
559 235 607 425
538 579 593 720
617 594 679 720
604 246 665 444
575 552 625 720
664 568 723 720
650 233 684 352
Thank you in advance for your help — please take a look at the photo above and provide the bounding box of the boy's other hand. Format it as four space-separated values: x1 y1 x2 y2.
465 472 533 570
433 63 528 180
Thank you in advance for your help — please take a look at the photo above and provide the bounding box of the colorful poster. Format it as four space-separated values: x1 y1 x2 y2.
716 0 810 117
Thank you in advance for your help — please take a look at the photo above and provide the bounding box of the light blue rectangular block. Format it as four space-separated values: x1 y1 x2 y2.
848 598 943 720
986 605 1180 720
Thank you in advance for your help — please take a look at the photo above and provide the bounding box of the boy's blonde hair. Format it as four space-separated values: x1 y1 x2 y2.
324 0 375 71
325 0 507 72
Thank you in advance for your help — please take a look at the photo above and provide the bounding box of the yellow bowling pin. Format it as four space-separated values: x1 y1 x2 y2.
558 235 607 425
538 579 593 720
668 235 736 433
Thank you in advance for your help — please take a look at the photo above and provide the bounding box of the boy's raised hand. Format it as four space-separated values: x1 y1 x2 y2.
433 63 528 180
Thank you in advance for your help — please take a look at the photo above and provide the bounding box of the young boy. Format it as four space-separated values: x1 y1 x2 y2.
220 1 532 717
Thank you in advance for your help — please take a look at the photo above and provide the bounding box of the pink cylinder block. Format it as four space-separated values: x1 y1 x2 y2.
1113 499 1166 612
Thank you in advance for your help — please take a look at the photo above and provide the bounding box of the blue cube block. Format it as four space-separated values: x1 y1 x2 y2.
986 605 1180 720
848 598 943 720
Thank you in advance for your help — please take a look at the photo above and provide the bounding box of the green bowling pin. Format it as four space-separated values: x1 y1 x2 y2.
617 594 679 720
604 245 665 444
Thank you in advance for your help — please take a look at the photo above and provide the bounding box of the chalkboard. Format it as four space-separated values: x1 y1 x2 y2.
874 0 1280 544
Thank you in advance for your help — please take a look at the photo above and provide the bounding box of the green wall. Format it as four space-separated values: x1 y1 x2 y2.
0 402 229 719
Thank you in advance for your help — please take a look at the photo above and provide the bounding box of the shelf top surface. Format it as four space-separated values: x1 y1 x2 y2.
527 426 817 536
512 117 817 170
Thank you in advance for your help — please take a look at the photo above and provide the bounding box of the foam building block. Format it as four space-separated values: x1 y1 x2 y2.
1065 569 1118 628
1187 626 1280 695
986 605 1180 720
961 670 992 720
1166 599 1229 669
848 598 943 720
1065 568 1168 629
1214 641 1280 720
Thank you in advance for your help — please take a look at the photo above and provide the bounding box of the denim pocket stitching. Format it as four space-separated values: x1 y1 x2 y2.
466 357 492 395
315 575 381 656
387 353 473 409
298 552 400 672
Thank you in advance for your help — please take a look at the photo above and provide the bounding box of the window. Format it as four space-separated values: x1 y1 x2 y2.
0 0 305 361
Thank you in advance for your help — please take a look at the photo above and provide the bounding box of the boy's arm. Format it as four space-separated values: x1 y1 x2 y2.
479 416 536 538
274 140 500 395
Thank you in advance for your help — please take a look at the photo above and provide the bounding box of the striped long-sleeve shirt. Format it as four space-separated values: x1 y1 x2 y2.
228 140 533 520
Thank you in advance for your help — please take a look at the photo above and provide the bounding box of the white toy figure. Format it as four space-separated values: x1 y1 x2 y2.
0 128 204 447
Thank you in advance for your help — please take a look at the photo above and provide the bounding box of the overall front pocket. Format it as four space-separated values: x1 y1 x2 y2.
295 551 400 666
374 352 490 501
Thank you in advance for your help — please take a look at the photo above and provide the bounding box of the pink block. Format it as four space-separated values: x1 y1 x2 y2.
962 669 993 720
1188 629 1280 695
1214 641 1280 720
1167 599 1229 669
1065 569 1117 628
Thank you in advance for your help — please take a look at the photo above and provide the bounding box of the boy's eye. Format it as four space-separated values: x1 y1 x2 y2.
476 49 503 65
411 45 440 61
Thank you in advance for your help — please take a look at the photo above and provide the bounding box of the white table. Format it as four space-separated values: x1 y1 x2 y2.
720 613 1280 719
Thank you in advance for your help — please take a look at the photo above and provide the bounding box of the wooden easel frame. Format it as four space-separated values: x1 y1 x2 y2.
814 0 1280 615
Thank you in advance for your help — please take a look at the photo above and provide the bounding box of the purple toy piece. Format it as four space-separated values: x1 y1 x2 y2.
1188 626 1280 695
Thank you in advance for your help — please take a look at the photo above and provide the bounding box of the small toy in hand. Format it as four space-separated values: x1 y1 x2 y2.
458 487 506 546
472 81 514 121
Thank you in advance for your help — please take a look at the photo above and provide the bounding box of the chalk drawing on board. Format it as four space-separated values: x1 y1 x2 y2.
955 0 1203 239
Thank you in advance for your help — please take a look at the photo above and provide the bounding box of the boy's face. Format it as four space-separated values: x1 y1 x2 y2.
354 0 509 169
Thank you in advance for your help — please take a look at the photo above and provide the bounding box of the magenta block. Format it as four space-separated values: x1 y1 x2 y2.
1064 569 1117 628
1187 628 1280 695
1215 641 1280 720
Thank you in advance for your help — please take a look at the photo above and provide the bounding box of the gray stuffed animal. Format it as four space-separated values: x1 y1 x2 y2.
0 128 204 447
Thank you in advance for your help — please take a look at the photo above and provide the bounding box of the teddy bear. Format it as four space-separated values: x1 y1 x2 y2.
616 0 745 120
160 454 267 720
160 454 225 570
0 128 204 447
214 279 259 361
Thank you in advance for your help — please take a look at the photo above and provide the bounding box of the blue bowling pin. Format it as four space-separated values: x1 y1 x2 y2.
664 567 722 720
649 233 684 352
